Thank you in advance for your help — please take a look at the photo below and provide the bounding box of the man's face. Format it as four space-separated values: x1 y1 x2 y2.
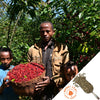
0 52 12 69
40 23 55 43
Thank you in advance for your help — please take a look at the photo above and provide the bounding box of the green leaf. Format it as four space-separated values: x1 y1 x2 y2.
85 47 88 53
90 30 96 37
77 44 82 52
24 75 27 78
11 79 15 82
82 46 85 53
79 12 83 19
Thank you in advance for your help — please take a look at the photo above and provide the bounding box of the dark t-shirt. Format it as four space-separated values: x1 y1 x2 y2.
42 39 54 78
33 39 58 100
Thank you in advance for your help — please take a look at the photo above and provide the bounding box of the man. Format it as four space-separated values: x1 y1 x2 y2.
27 21 69 100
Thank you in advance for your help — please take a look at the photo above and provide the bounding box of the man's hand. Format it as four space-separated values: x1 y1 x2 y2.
35 76 50 91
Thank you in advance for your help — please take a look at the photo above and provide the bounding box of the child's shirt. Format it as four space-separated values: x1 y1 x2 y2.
0 65 19 100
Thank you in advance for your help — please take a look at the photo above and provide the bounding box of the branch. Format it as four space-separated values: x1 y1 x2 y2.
7 20 12 47
2 1 8 7
9 10 23 47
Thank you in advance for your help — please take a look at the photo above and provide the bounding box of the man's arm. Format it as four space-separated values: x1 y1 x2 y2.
27 47 32 62
62 44 69 64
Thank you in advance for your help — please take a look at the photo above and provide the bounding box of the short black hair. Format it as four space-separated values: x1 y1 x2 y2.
64 61 76 69
40 21 54 30
0 47 13 59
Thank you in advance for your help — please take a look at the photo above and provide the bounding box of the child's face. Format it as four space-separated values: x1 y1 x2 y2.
64 66 76 82
0 51 12 69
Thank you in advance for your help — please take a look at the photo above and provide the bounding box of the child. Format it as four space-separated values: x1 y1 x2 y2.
0 47 19 100
59 61 78 91
64 61 78 83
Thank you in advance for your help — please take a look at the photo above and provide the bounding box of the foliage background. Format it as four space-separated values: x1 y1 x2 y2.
0 0 100 70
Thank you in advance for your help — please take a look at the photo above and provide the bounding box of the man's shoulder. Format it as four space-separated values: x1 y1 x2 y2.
55 41 68 50
29 45 35 49
29 42 41 50
28 44 40 54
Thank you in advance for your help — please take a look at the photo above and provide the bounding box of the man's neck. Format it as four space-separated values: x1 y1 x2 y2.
42 39 53 50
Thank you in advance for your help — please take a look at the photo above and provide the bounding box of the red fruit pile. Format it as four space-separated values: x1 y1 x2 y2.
7 63 45 83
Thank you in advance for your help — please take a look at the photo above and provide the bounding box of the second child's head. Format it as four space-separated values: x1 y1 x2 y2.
0 47 13 69
64 61 78 82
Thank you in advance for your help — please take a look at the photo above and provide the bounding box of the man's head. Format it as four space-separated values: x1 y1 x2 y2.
64 61 78 82
0 47 13 69
40 21 55 43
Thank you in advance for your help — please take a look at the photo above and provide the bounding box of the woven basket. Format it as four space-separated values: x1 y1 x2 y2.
9 63 45 96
